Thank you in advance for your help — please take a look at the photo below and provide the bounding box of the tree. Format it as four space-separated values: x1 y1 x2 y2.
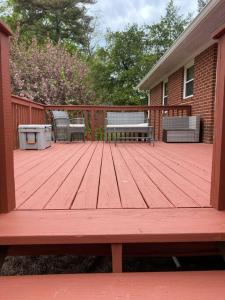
89 1 192 105
10 33 94 105
89 25 157 105
148 0 191 59
198 0 210 12
4 0 95 48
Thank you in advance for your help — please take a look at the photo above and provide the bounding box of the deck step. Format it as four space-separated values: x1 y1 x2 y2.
1 209 225 246
1 271 225 299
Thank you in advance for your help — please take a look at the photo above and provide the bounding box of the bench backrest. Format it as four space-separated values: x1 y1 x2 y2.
163 116 200 131
52 111 69 120
107 112 146 125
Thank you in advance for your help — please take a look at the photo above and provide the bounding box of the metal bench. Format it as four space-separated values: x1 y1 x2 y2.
163 116 200 143
105 112 154 144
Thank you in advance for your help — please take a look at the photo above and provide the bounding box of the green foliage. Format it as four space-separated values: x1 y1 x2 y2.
89 0 191 105
147 0 191 59
89 25 157 105
10 34 95 105
4 0 95 48
1 0 193 106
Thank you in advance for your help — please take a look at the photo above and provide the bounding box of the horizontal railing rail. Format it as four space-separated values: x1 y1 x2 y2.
45 104 192 112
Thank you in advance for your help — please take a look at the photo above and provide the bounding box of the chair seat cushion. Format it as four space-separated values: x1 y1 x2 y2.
107 123 149 128
69 124 85 128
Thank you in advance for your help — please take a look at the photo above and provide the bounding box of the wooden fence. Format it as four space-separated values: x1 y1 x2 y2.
11 95 46 149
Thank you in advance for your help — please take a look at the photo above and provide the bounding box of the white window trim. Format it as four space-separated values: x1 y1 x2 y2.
148 91 151 106
183 62 194 99
162 80 168 106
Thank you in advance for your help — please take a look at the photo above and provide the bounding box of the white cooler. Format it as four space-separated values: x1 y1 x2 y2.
18 125 52 150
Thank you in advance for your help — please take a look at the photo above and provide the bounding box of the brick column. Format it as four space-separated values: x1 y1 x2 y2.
0 22 15 213
211 25 225 210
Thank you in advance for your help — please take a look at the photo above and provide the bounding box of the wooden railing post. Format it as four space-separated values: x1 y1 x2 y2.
91 108 95 141
0 22 16 213
211 25 225 210
29 103 32 124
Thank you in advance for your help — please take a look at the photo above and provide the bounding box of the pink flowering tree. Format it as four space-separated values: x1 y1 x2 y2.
10 35 94 105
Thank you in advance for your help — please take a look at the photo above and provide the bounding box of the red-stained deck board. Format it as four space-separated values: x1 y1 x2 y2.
0 208 225 245
15 145 74 190
14 145 61 178
72 143 103 209
139 144 210 194
157 143 212 173
111 144 147 208
152 145 211 182
16 145 84 208
45 143 97 209
125 145 200 208
14 142 212 210
97 143 121 209
133 145 209 207
20 144 88 210
1 272 225 300
118 145 173 208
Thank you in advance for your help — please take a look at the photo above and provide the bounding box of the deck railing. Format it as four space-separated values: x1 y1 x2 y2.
11 95 45 148
45 104 192 141
11 96 192 147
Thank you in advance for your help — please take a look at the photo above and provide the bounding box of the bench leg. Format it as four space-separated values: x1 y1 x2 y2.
111 244 122 273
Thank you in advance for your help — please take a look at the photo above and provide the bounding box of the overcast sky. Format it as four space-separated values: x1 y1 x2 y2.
89 0 198 33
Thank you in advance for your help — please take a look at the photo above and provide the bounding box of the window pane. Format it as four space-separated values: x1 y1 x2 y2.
185 81 193 97
186 65 194 81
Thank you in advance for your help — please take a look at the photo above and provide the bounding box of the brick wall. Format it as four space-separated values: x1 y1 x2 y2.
150 83 162 105
192 44 218 143
168 68 184 105
149 43 218 143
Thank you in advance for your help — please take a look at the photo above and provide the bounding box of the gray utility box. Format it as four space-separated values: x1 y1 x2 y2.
18 125 52 150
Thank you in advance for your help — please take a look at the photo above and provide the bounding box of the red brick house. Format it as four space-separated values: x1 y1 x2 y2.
137 0 225 143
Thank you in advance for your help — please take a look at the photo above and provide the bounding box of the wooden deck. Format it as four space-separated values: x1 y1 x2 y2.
14 142 212 210
2 141 223 250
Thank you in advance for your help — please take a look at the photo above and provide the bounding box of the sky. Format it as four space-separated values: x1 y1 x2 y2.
89 0 198 33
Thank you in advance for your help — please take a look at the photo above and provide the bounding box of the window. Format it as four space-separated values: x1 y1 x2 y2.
162 80 168 106
184 63 194 99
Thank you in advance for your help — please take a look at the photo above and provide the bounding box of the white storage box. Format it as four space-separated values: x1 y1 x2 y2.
18 125 52 150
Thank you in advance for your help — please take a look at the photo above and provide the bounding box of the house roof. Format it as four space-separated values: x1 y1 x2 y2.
137 0 225 90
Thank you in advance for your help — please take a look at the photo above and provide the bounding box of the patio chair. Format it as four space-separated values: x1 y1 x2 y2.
52 111 85 142
105 112 154 144
163 116 200 143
